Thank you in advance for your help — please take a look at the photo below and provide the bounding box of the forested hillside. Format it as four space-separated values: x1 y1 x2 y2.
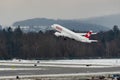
0 25 119 59
13 18 109 32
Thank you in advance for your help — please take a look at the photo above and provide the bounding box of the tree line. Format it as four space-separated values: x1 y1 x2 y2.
0 25 119 59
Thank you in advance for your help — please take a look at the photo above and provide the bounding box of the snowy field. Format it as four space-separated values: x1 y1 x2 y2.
0 59 120 79
0 59 120 67
40 59 120 65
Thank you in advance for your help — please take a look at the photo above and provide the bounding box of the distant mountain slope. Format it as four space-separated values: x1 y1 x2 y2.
82 14 120 29
13 18 109 32
0 25 2 30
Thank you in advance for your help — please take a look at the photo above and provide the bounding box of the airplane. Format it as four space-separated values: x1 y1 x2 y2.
51 24 98 43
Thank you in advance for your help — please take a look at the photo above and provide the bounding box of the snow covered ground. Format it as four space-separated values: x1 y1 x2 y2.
0 59 120 67
40 59 120 65
0 59 120 79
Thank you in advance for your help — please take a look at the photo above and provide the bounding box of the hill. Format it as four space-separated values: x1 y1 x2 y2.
81 14 120 29
12 18 109 32
0 25 2 30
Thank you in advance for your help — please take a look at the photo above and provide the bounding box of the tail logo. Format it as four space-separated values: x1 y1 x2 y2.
85 31 92 39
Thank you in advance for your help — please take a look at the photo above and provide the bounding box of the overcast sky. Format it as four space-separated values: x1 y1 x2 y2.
0 0 120 25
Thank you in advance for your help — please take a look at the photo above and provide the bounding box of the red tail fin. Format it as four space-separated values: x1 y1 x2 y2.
85 31 92 39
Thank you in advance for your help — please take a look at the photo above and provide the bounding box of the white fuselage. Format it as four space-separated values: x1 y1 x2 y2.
51 24 97 43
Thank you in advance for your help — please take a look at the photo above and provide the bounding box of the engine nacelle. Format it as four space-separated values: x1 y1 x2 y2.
54 32 63 37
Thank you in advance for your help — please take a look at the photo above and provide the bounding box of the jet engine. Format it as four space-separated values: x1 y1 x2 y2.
54 32 62 37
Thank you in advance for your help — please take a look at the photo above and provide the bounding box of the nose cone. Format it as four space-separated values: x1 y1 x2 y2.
51 24 54 28
51 24 56 29
51 24 59 29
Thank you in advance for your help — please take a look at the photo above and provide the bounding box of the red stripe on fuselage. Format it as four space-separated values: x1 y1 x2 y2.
56 26 62 32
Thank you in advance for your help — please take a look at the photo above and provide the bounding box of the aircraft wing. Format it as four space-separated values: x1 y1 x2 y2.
76 33 97 36
54 32 72 38
76 33 86 36
62 32 72 38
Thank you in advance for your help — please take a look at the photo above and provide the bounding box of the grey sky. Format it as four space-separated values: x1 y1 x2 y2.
0 0 120 25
